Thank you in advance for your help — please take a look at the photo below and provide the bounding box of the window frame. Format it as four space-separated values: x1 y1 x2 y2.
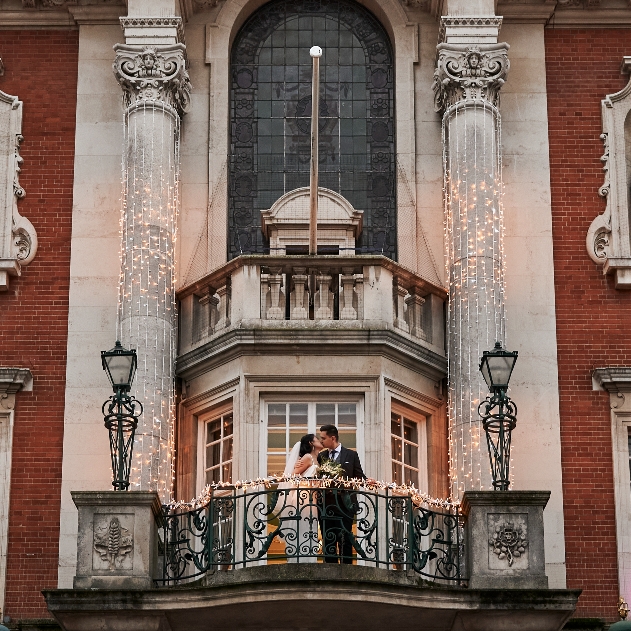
389 401 428 491
259 395 364 477
196 401 234 490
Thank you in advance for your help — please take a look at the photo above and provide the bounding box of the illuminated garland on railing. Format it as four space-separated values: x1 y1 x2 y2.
166 476 460 512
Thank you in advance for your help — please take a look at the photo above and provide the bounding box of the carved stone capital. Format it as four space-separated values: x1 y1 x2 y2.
433 43 510 113
113 44 191 115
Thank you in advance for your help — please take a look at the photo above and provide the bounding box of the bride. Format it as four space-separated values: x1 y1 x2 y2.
280 433 323 563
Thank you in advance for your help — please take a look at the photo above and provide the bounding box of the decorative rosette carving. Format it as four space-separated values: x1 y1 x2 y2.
432 44 510 113
489 520 528 567
113 44 191 115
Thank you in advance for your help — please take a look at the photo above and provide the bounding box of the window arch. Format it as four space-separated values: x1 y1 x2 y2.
228 0 396 260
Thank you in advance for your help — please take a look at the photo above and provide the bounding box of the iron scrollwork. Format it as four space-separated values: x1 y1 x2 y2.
478 390 517 491
101 391 143 491
156 485 463 585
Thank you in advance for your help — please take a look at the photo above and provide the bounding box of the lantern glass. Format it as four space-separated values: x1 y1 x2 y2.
102 341 137 390
479 342 518 390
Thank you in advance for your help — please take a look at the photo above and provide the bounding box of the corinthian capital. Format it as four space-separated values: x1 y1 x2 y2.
432 43 510 113
113 44 191 115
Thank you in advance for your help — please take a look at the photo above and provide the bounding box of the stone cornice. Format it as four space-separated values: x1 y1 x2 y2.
113 43 191 116
433 43 510 113
0 367 33 411
176 325 447 382
592 367 631 393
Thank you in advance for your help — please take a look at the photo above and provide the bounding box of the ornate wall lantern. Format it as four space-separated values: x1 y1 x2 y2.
101 341 142 491
478 342 518 491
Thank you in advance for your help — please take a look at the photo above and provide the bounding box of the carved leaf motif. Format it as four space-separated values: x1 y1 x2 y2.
94 517 134 570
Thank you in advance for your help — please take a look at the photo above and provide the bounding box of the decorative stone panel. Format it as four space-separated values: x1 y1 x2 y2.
487 513 529 570
92 514 134 571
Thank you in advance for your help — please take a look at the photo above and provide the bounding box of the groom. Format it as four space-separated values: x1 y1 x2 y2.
318 424 365 564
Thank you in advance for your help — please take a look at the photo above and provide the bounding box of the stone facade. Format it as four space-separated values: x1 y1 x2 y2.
2 0 631 627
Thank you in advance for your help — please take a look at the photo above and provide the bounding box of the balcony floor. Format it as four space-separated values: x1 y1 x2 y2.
45 564 579 631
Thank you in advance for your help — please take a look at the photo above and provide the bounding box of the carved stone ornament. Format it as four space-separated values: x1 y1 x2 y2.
93 516 133 570
432 43 510 113
489 520 528 567
586 58 631 289
113 44 191 115
120 17 185 44
0 90 38 291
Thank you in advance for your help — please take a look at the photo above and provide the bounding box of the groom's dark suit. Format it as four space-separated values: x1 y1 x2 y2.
318 446 366 564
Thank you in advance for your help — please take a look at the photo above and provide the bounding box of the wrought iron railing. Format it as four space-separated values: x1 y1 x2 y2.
156 483 464 586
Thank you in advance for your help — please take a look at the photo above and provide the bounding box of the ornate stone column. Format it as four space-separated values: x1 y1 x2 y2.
433 29 509 497
113 31 191 501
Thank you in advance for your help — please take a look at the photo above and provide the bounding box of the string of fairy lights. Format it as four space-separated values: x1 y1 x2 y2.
116 98 181 502
167 475 460 512
443 99 506 499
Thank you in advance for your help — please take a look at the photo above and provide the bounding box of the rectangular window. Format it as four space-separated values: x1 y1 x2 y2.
264 400 360 476
391 411 422 488
204 410 234 484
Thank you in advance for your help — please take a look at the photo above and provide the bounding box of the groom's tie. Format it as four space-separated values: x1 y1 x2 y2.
330 449 336 462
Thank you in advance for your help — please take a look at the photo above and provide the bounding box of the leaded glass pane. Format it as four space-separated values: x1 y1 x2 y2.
229 0 396 260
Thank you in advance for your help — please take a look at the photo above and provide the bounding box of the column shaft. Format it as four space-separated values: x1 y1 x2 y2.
114 43 190 500
434 43 509 497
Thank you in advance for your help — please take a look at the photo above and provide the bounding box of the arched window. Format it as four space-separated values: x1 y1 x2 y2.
229 0 396 260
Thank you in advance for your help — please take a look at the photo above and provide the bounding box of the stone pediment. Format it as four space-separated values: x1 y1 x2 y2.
260 187 363 240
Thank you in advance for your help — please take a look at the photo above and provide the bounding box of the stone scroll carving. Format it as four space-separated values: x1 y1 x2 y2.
0 90 38 291
113 44 191 115
432 44 510 113
93 515 134 571
586 60 631 289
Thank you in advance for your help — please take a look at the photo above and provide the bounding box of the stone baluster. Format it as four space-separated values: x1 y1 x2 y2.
433 16 509 496
113 18 191 500
340 267 357 320
261 267 284 320
215 284 230 331
404 293 426 340
314 274 333 320
290 267 309 320
393 283 409 333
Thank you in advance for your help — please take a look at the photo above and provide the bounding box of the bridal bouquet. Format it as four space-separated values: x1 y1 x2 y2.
316 459 345 480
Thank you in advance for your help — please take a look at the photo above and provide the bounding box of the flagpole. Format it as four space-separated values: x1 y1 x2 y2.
309 46 322 256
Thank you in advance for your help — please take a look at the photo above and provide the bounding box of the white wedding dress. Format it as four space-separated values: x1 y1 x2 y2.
279 442 319 563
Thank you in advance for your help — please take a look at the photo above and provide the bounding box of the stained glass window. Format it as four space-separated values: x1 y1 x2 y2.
229 0 396 260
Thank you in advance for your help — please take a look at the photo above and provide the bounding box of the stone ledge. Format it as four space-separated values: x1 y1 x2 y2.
176 325 447 381
44 565 580 631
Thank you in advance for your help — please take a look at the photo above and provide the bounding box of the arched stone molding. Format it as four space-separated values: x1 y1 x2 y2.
203 0 422 271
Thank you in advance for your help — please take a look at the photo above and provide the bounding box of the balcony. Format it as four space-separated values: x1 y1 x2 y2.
158 484 462 585
44 488 579 631
177 254 447 381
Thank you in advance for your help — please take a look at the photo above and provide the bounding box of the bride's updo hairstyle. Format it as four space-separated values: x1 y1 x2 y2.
299 433 316 457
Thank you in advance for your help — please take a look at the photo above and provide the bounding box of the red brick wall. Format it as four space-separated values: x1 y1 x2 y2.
0 31 78 618
545 28 631 620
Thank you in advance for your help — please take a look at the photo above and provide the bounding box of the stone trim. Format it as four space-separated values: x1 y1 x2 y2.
0 90 37 291
0 367 32 610
586 58 631 289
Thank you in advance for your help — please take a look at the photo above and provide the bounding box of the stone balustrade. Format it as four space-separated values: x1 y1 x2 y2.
178 255 446 357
